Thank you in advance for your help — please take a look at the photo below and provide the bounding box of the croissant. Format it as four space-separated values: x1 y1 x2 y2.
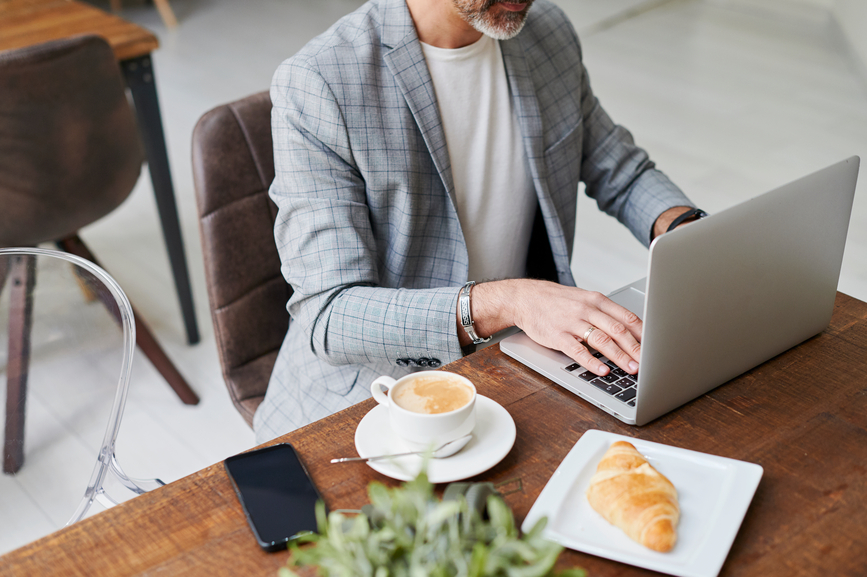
585 441 680 552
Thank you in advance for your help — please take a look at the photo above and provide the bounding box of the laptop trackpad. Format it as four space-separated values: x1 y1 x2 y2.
608 285 646 318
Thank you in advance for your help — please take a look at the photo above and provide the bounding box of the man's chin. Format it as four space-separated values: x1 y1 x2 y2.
474 22 527 41
469 7 531 40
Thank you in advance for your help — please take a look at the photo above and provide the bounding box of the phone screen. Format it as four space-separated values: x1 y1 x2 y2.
224 443 323 551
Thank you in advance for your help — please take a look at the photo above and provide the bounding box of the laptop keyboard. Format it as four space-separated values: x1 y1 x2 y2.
563 352 638 407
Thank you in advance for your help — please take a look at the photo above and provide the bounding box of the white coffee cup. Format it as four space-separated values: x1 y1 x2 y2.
370 371 476 450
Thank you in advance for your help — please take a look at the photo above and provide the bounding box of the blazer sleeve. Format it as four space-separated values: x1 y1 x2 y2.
269 58 464 367
572 37 694 246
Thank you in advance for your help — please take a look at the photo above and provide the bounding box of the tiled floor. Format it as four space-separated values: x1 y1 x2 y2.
1 0 865 555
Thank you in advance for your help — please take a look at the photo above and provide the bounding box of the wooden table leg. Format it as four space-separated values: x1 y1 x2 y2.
4 255 36 474
121 55 200 346
58 236 200 406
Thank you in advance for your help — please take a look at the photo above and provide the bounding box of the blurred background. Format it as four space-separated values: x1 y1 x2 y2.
1 0 864 554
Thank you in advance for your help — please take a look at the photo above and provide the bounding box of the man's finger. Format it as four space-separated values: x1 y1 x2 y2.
559 334 609 375
583 318 641 374
594 298 643 341
585 325 640 374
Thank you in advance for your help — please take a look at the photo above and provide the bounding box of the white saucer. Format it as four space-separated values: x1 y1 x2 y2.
354 395 516 483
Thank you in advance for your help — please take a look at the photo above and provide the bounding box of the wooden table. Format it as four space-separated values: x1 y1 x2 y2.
0 0 199 346
2 292 866 576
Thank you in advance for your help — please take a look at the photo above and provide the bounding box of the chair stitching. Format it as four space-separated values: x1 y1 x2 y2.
214 274 287 313
228 102 272 189
200 187 268 221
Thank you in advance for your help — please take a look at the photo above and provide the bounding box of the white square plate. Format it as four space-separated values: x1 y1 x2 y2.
522 430 763 577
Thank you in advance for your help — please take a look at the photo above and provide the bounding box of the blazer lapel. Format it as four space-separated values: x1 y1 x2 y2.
500 37 544 172
381 0 457 208
501 36 573 283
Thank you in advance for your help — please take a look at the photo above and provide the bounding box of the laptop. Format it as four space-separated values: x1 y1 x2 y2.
501 156 860 425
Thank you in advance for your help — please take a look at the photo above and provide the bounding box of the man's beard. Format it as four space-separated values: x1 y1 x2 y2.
453 0 534 41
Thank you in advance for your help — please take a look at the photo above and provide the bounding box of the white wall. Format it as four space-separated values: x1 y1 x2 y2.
795 0 835 7
708 0 834 8
759 0 867 72
834 0 867 71
705 0 867 79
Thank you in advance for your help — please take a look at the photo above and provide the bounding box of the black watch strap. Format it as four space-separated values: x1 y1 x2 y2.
666 208 708 233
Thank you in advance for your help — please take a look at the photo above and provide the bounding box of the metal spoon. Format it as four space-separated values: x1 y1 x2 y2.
331 434 473 463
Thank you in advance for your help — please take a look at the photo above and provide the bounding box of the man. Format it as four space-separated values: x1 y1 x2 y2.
255 0 699 442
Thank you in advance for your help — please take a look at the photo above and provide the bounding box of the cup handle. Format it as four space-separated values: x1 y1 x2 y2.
370 376 397 406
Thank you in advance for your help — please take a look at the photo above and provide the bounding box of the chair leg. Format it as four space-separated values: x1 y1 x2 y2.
152 0 178 28
4 255 36 474
120 55 199 346
0 258 9 295
57 236 200 406
131 309 199 405
71 263 99 303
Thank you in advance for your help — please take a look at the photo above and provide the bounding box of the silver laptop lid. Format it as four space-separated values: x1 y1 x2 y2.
634 156 860 424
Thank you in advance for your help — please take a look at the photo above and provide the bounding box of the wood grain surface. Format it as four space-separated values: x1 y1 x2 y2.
2 292 865 576
0 0 158 61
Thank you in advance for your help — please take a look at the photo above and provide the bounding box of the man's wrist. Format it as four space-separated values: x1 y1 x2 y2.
455 279 518 348
651 206 696 241
665 208 707 233
459 282 491 345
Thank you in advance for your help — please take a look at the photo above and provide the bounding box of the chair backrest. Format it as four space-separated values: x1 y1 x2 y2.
0 247 163 554
192 92 290 427
0 35 144 246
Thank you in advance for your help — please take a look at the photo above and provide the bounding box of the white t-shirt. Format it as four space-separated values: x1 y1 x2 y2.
420 35 537 282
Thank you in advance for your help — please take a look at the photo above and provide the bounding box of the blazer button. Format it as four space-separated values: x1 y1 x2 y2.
417 357 431 367
396 358 409 367
428 359 441 368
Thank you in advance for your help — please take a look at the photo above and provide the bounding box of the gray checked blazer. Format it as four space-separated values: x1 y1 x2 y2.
254 0 694 442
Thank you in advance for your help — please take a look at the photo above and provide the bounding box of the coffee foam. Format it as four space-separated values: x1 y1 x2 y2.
392 374 473 415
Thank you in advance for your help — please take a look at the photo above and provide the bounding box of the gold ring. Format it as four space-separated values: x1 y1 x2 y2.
583 326 596 343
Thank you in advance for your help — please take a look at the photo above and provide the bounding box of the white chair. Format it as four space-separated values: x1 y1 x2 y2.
0 247 163 552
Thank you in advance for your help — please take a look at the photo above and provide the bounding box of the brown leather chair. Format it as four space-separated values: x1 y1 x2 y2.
192 92 290 427
0 35 198 472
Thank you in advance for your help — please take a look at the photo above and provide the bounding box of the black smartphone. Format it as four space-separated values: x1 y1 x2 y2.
224 443 324 552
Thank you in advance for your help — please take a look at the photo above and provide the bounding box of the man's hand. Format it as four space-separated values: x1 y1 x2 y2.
457 279 642 376
456 204 702 373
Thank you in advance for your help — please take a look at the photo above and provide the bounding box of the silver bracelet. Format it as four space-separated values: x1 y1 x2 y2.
459 281 491 346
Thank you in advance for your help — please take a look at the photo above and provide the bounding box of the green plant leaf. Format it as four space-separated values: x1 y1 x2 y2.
285 471 583 577
555 570 588 577
468 541 487 577
486 495 517 538
315 499 328 535
523 516 548 540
